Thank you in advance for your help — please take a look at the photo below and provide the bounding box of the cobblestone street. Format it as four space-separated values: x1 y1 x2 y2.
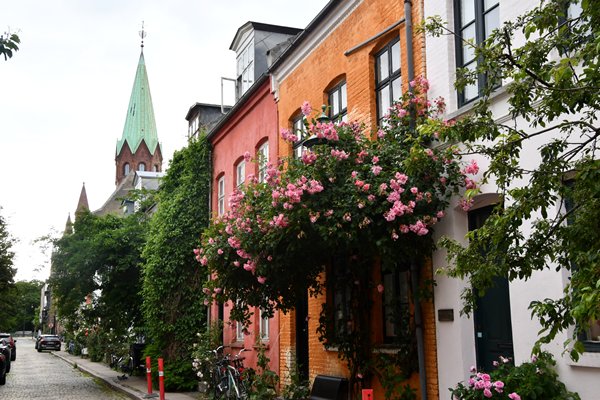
0 337 128 399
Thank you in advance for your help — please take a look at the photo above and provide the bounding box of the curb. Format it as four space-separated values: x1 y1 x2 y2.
52 351 147 400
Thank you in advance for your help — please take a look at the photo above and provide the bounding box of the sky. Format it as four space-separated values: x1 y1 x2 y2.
0 0 329 282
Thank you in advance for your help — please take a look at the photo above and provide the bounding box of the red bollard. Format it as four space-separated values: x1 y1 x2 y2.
146 356 153 394
158 358 165 400
362 389 374 399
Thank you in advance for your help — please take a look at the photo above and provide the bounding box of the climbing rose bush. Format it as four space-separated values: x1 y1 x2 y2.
195 77 478 323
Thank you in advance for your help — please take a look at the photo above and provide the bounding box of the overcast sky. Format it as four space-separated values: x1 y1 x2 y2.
0 0 328 282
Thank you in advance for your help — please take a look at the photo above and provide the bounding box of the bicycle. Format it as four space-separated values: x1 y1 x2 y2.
210 346 249 399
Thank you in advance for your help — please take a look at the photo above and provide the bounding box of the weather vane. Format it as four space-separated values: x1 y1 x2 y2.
139 21 146 49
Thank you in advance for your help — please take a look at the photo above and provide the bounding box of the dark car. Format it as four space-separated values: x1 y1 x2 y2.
0 349 6 385
0 339 10 375
37 334 61 352
0 333 16 361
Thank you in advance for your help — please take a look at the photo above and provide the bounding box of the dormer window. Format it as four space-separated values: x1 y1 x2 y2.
138 163 146 172
124 163 130 176
236 38 255 99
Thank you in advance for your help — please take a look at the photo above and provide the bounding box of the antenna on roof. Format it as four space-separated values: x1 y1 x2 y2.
139 21 146 50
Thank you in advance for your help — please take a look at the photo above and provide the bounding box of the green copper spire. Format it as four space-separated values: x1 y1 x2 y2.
116 50 160 156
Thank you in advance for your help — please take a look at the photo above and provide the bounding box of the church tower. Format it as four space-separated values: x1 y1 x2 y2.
115 28 162 186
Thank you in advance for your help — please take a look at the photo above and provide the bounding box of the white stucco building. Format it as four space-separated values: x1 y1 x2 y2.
424 1 599 399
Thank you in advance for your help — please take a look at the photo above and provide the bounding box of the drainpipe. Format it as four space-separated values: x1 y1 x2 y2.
406 1 427 398
411 261 428 400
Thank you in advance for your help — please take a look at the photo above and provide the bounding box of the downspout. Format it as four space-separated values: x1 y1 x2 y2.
405 1 428 399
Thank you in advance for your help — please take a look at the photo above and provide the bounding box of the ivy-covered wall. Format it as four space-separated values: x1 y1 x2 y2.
141 135 211 391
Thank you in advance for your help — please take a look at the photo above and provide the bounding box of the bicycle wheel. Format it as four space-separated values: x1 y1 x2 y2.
213 369 227 399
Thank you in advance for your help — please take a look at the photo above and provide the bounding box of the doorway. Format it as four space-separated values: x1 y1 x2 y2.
469 205 515 371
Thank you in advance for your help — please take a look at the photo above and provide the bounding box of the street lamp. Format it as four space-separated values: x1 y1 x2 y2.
303 105 331 149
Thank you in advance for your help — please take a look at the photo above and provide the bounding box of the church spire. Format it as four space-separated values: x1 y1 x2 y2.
64 213 73 236
75 182 89 216
115 26 162 186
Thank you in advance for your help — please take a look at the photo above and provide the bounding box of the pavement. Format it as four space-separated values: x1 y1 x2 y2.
52 348 202 400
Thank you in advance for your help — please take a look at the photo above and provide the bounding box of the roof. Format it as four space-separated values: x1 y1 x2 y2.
185 102 229 121
75 183 89 215
230 21 303 50
116 52 161 156
268 0 340 72
94 172 135 216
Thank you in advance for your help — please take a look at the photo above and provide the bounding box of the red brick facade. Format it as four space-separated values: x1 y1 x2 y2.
115 140 162 185
274 0 438 398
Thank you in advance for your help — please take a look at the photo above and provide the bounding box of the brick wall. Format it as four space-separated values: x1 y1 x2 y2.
274 0 439 398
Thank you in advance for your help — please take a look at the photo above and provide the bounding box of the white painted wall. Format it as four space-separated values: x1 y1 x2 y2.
424 1 600 399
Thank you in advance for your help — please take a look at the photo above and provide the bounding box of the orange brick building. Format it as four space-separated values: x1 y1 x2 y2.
270 0 438 398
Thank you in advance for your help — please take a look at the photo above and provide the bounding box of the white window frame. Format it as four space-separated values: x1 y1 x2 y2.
329 81 348 122
217 176 225 216
375 38 401 123
257 142 269 183
236 37 255 98
236 161 246 188
259 309 269 341
234 321 244 342
292 116 307 159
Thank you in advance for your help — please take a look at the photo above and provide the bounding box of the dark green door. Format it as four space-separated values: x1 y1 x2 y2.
295 294 309 381
469 206 514 371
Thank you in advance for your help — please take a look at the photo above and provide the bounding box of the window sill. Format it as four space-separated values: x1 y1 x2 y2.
446 85 508 121
253 343 270 350
567 351 600 369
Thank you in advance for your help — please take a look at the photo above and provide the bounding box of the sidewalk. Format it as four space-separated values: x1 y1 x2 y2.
52 348 201 400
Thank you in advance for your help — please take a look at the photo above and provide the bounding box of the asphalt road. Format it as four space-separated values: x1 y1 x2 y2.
0 336 129 399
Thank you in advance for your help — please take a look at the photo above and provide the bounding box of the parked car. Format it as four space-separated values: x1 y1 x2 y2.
0 349 6 385
37 334 61 352
0 333 16 361
0 339 10 374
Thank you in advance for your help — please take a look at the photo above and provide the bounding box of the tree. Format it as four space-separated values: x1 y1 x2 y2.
50 210 147 337
2 280 44 333
0 209 16 294
141 136 211 391
424 0 600 358
0 31 20 61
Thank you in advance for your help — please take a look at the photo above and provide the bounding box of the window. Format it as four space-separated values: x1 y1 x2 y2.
236 322 245 342
123 163 130 176
330 260 352 339
236 161 246 187
259 309 269 341
382 268 410 343
257 142 269 183
328 82 348 122
454 0 500 106
375 38 401 123
153 164 159 172
564 181 600 352
138 162 146 172
217 176 225 216
292 115 308 159
236 40 255 99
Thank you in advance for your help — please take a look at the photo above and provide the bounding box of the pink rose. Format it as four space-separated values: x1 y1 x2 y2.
508 393 521 400
377 284 384 293
257 276 267 284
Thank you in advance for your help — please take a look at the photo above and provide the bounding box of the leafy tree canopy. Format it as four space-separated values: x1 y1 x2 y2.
424 0 600 358
0 209 16 295
0 31 20 61
49 210 147 336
